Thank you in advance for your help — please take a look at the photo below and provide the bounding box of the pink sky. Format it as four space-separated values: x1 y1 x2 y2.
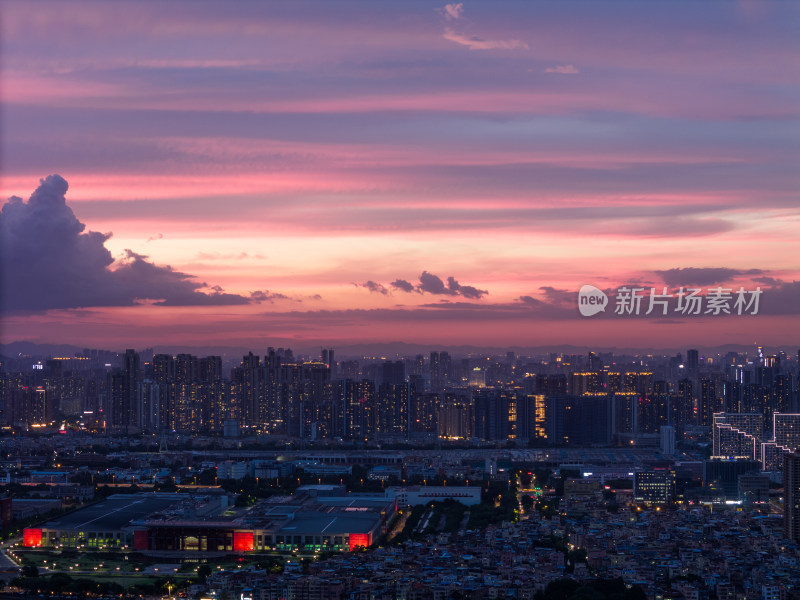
1 1 799 352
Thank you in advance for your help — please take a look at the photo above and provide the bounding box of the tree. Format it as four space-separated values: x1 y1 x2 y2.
197 564 211 583
521 494 534 511
235 493 254 507
623 585 647 600
197 468 217 486
21 564 38 578
543 578 580 600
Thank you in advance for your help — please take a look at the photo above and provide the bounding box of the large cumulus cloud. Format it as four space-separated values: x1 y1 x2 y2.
0 175 251 311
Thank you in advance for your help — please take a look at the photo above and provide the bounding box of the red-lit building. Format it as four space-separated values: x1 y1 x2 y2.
24 491 389 554
133 511 381 553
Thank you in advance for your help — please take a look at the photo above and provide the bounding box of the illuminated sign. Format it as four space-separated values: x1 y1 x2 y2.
233 531 253 552
348 533 370 551
23 528 42 547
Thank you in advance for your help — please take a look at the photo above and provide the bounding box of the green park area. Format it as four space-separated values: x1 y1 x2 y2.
7 547 285 596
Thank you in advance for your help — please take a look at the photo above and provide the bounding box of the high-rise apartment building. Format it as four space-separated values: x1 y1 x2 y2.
784 452 800 541
712 412 763 460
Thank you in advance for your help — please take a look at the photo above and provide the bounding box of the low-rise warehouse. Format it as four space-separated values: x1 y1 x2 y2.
24 490 391 554
23 493 191 549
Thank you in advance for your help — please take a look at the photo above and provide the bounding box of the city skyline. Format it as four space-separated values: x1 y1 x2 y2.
2 1 799 349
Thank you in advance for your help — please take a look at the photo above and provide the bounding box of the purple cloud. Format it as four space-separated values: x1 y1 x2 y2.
356 280 389 295
655 267 765 287
446 276 486 299
545 64 579 74
443 28 528 51
442 3 463 21
361 271 488 299
417 271 450 295
752 276 783 286
250 290 293 303
418 271 488 299
390 279 415 292
0 175 253 311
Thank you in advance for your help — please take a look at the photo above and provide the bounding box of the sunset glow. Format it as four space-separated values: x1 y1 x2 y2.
2 1 798 352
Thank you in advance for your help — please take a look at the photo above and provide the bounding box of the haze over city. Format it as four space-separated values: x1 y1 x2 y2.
2 4 800 599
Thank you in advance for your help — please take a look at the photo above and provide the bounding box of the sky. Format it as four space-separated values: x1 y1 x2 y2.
1 1 799 353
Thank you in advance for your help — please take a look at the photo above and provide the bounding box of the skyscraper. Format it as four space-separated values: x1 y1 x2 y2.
152 353 174 431
474 389 515 441
429 351 451 392
784 452 800 542
761 413 800 470
612 392 638 438
437 392 472 439
517 394 546 442
410 391 439 437
109 349 140 431
672 378 695 437
773 413 800 451
712 413 763 460
686 349 699 371
430 352 440 392
638 392 669 434
699 377 722 427
174 353 198 431
546 394 612 446
237 353 262 429
344 379 375 440
375 381 409 438
660 425 675 455
723 379 742 413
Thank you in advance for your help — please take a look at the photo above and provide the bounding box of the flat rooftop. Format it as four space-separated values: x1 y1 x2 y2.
317 497 394 509
276 511 381 536
40 494 189 532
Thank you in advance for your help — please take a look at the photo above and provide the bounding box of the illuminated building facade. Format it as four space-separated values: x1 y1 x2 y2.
437 392 472 439
24 492 388 554
473 389 515 441
785 452 800 542
712 412 764 460
761 413 800 470
516 394 546 442
634 469 675 504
